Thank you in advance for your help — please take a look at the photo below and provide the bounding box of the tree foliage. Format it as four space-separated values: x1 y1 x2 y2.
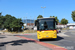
0 14 23 32
35 15 43 26
0 15 6 28
0 12 2 16
60 18 68 25
37 15 43 19
71 11 75 22
10 19 23 31
50 16 59 23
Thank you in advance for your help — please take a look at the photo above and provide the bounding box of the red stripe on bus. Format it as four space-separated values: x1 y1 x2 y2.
37 30 57 31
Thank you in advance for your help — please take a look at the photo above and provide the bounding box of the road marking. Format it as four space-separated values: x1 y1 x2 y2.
47 43 65 48
16 36 67 50
57 32 69 37
57 40 73 43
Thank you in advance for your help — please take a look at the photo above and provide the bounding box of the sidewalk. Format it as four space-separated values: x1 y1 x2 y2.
0 34 52 50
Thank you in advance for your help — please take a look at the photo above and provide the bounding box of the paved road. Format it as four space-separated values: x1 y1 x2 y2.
0 34 51 50
0 35 6 50
18 29 75 50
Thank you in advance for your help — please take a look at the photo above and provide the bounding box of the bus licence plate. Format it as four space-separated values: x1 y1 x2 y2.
46 36 48 37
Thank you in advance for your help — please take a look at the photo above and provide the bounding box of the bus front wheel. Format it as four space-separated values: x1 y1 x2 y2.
38 39 42 41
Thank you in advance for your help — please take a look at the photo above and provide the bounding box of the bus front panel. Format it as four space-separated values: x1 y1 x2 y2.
37 18 57 39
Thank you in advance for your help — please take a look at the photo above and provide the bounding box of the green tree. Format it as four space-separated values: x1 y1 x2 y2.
37 15 43 19
10 19 23 31
0 14 23 32
71 11 75 22
0 16 5 28
55 16 59 23
35 15 43 26
50 16 59 23
4 14 16 30
50 16 52 17
60 18 68 25
0 12 2 16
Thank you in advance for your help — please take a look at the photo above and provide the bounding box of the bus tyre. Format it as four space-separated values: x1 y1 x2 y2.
39 39 41 41
52 38 56 40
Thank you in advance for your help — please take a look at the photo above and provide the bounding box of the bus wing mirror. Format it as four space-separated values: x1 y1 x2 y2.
56 21 58 25
35 20 38 26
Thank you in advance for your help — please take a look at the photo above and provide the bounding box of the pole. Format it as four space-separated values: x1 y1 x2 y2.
41 6 46 17
23 17 25 31
18 16 19 33
26 17 27 27
33 17 35 32
23 17 25 30
43 8 44 17
30 16 31 32
34 17 35 27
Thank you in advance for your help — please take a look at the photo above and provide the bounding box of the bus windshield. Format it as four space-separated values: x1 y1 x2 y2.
38 20 55 30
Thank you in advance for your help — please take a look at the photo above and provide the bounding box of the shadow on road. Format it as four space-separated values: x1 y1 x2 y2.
0 37 6 39
0 39 35 47
39 36 64 41
0 35 6 39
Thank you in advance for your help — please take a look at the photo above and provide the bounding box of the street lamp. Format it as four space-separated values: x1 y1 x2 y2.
30 16 31 26
41 6 46 17
23 17 27 26
26 17 27 26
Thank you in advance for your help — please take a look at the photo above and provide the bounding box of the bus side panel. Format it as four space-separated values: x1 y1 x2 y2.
37 30 57 39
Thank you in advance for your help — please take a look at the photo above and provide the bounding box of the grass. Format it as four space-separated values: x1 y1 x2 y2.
1 29 37 34
62 27 69 30
23 30 37 33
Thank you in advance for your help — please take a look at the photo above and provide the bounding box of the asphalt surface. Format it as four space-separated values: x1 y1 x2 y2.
0 35 6 50
0 33 52 50
18 29 75 50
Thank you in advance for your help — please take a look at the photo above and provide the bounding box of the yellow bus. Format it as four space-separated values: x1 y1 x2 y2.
37 18 57 41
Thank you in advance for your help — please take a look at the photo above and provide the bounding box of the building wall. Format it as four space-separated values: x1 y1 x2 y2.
56 25 67 28
22 19 34 23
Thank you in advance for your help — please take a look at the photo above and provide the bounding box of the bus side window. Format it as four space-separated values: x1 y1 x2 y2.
37 21 39 30
55 21 57 29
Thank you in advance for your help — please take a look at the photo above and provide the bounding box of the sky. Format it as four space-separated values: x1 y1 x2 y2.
0 0 75 23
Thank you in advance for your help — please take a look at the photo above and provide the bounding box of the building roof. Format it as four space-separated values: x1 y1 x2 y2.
67 23 75 25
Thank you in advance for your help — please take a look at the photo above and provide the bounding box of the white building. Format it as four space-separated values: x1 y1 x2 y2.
56 25 67 28
67 23 75 29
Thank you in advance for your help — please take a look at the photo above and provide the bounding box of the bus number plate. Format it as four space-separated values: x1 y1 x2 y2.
46 36 48 37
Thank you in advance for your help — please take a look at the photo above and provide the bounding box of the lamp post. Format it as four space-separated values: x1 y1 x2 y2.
26 17 27 26
33 16 35 32
30 16 31 32
24 17 27 29
18 16 19 33
34 17 35 27
41 6 46 17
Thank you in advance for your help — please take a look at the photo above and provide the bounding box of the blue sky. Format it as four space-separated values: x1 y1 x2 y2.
0 0 75 23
